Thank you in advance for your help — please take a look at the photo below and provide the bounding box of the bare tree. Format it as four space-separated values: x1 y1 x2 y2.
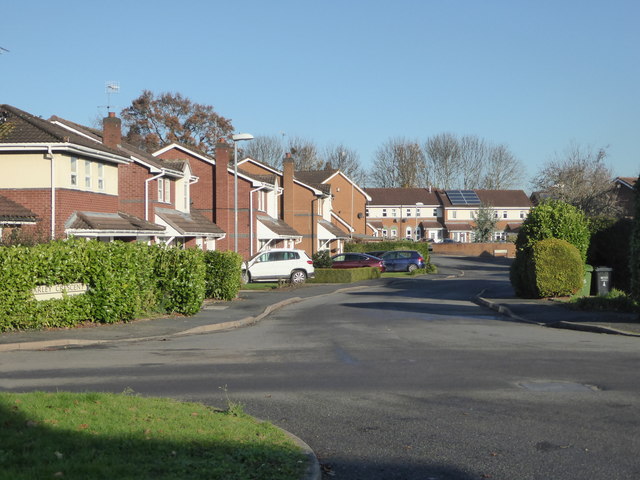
424 133 461 189
480 143 523 189
370 137 426 188
287 135 323 171
242 134 286 169
459 135 487 189
322 144 365 185
531 143 619 217
426 133 522 190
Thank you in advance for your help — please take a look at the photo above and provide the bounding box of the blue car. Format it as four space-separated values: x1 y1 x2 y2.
381 250 425 272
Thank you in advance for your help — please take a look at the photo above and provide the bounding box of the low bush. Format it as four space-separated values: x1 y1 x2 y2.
312 250 333 268
312 267 382 283
204 250 243 300
154 246 206 316
570 288 639 313
513 238 583 298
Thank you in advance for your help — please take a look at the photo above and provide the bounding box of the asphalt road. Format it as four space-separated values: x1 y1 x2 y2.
1 256 639 479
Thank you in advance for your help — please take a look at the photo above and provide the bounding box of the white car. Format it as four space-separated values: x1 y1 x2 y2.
241 249 315 284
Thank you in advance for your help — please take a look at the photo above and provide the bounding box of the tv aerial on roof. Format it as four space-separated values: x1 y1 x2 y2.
99 81 120 114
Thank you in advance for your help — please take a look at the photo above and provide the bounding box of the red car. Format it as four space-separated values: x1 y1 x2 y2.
331 253 386 272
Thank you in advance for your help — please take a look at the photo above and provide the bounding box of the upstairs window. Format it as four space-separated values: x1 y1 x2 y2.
433 208 438 216
406 209 411 217
382 208 387 217
84 160 91 189
503 211 508 219
70 158 77 186
391 208 397 217
183 182 189 210
416 208 421 217
164 179 171 204
97 164 104 190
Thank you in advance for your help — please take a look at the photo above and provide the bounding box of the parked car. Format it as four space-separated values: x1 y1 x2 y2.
380 250 425 272
331 253 386 272
242 249 314 284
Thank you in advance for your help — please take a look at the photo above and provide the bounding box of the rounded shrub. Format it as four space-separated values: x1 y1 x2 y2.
516 200 590 262
530 238 583 298
312 250 333 268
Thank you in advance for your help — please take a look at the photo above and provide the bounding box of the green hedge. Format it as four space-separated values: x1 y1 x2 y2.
0 240 243 332
511 238 583 298
312 267 382 283
204 250 243 300
344 240 430 263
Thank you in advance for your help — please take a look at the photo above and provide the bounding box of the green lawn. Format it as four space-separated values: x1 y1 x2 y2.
0 391 306 480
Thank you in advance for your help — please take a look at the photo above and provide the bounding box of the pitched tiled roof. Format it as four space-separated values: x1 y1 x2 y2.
445 222 475 231
50 115 184 174
257 216 301 238
475 190 531 208
366 188 440 206
318 219 349 239
237 169 278 185
65 211 165 233
0 195 38 223
418 220 445 229
616 177 638 188
0 105 126 160
294 170 338 186
155 208 225 236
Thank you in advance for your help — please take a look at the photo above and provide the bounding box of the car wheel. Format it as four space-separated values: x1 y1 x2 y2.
241 270 250 284
407 263 418 272
290 270 307 285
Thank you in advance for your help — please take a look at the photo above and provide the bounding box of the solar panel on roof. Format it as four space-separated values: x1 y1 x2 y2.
446 189 480 205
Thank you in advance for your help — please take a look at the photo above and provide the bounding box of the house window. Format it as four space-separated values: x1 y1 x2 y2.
258 190 266 211
451 211 457 219
84 160 91 188
391 209 397 217
97 164 104 190
366 208 370 217
390 228 397 237
165 179 171 204
382 209 387 217
406 227 412 238
503 211 508 219
520 210 525 219
158 178 164 202
382 229 388 237
183 182 189 210
416 208 421 217
70 158 77 186
494 211 499 218
406 209 411 217
433 208 438 216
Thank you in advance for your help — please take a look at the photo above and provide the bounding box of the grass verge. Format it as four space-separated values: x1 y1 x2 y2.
0 391 306 480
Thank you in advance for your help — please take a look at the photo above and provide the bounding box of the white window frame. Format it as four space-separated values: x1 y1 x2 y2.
382 208 387 217
84 160 91 189
158 178 164 202
451 210 457 219
382 228 388 237
183 182 189 210
391 208 397 218
70 158 77 186
433 208 438 216
406 208 411 217
164 179 171 204
416 208 421 217
503 210 508 219
97 163 104 191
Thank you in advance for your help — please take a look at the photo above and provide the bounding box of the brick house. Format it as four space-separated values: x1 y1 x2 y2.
295 169 374 242
613 177 637 218
238 155 342 255
50 114 225 249
154 143 301 258
0 104 164 242
366 187 531 242
365 188 444 241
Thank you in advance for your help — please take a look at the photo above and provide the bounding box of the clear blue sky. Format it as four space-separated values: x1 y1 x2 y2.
3 0 638 191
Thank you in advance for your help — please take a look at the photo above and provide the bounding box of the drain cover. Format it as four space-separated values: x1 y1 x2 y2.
518 381 599 392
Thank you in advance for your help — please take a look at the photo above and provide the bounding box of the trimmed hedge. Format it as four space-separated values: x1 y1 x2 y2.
345 240 430 263
204 250 243 300
312 267 382 283
511 238 583 298
0 239 241 332
515 200 590 262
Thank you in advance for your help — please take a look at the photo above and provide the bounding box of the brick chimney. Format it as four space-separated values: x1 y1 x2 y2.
215 139 232 239
282 153 294 225
103 112 121 148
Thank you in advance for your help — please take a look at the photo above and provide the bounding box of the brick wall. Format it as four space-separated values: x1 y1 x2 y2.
431 242 516 258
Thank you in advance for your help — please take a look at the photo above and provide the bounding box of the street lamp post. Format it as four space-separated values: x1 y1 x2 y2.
232 133 254 253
